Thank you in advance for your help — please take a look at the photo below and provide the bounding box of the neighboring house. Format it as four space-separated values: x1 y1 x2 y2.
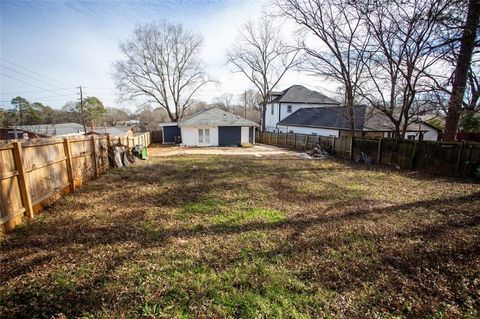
159 108 259 146
264 85 440 141
12 123 85 138
364 111 440 141
122 120 140 126
278 105 440 141
0 127 43 140
7 123 133 139
88 126 133 137
264 85 340 132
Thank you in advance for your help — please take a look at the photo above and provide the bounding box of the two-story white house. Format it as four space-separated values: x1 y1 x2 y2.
263 85 341 132
262 84 440 141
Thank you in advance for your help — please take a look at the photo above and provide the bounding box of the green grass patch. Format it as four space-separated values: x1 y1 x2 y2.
176 198 223 220
213 208 286 226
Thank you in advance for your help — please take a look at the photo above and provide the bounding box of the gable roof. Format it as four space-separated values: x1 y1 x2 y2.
271 85 340 105
179 108 259 127
279 106 366 130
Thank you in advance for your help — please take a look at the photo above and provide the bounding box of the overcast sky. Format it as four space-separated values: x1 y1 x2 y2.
0 0 338 112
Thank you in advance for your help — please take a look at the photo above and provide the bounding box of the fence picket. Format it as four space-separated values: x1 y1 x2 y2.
1 132 151 232
257 131 479 177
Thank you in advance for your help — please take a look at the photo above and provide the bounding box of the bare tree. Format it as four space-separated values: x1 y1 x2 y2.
241 89 262 111
226 18 301 131
135 104 169 130
355 0 453 138
443 0 480 140
213 93 234 111
275 0 370 136
104 107 130 126
114 22 210 122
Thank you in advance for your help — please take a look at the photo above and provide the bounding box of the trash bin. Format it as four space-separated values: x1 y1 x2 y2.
141 146 148 160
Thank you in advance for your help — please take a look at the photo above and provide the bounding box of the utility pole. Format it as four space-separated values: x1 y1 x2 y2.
244 90 247 118
77 86 87 135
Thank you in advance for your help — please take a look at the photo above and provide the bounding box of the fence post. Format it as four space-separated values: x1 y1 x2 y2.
91 135 99 178
349 137 354 159
455 141 465 173
332 136 336 155
284 133 287 147
376 138 383 164
63 138 75 193
293 134 297 149
304 135 308 150
107 134 111 148
410 139 418 170
12 141 34 219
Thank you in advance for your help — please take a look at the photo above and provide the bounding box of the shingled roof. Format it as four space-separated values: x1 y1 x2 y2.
271 85 340 105
278 106 366 130
14 123 85 136
179 108 259 127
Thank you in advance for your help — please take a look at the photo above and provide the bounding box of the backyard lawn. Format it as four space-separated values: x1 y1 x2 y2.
1 154 479 318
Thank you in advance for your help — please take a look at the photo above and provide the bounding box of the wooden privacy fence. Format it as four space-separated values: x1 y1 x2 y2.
151 130 163 143
257 132 480 177
0 132 151 232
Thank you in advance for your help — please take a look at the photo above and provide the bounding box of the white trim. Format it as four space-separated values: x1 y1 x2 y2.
158 122 179 127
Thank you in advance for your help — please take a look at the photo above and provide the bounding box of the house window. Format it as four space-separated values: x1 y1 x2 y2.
407 134 416 140
311 132 317 136
287 105 292 113
198 128 210 143
271 105 274 115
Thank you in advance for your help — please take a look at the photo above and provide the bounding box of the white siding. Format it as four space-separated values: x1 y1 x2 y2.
421 124 439 141
384 124 439 141
264 102 335 132
277 125 339 137
241 127 250 143
180 125 219 146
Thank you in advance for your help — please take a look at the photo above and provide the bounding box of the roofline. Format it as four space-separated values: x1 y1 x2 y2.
158 122 179 127
279 123 429 133
266 101 341 105
418 121 442 132
179 124 258 127
277 123 358 131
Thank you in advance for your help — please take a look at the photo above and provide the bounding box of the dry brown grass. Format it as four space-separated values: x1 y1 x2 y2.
0 154 479 318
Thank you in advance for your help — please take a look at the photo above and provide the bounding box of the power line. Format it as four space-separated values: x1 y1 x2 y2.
0 95 78 103
1 64 69 90
0 93 78 102
0 88 77 95
0 57 71 86
1 72 56 91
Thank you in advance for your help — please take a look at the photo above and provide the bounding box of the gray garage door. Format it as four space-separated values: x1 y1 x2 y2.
163 125 181 143
218 126 241 146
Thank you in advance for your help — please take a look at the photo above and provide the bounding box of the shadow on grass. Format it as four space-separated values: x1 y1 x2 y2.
1 156 479 318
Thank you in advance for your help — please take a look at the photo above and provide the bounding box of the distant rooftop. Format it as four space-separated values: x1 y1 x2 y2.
90 126 131 137
14 123 85 137
279 106 366 130
271 85 340 105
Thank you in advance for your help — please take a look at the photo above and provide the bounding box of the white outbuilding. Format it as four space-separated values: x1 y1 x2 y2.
159 108 259 146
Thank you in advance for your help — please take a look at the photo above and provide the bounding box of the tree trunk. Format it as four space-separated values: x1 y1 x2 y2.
346 90 355 137
443 0 480 141
261 100 267 132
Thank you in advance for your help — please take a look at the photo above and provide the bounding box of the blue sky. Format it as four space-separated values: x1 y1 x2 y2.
0 0 334 111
